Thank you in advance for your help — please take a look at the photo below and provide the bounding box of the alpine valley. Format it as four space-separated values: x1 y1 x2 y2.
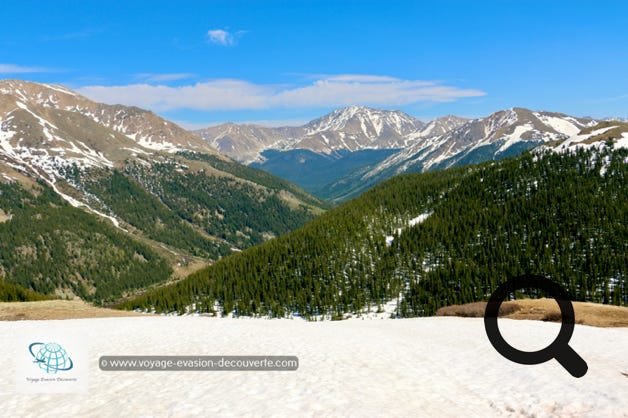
0 80 327 303
126 122 628 317
2 79 627 317
196 106 600 202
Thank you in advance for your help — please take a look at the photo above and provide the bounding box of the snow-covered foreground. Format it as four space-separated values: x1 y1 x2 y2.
1 316 627 417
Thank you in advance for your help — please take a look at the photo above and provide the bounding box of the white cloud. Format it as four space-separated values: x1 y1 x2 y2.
0 63 49 74
135 73 196 82
320 74 402 83
77 75 486 112
175 118 311 130
207 29 235 46
79 80 272 111
270 76 484 108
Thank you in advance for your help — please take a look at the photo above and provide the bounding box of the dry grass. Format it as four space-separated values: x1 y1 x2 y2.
436 301 520 317
4 298 628 326
0 299 150 321
0 209 11 223
579 120 628 135
579 121 628 144
436 298 628 328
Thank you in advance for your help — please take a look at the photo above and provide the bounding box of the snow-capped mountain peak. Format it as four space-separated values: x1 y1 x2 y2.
0 79 224 217
0 80 217 159
304 105 424 139
360 108 598 184
195 105 426 162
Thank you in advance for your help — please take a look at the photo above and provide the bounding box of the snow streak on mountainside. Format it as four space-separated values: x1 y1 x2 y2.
195 105 426 163
0 79 228 220
0 79 324 248
194 105 605 202
296 105 425 153
317 108 600 202
542 121 628 153
0 80 327 301
367 108 597 177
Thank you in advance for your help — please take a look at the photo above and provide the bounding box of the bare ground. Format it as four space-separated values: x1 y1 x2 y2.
0 300 150 321
436 298 628 327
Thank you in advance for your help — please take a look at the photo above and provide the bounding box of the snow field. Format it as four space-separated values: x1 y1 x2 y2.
1 316 627 417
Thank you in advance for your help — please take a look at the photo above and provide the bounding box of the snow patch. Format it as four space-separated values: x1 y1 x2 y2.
14 101 60 143
616 132 628 150
535 113 581 136
1 173 16 182
553 125 618 152
385 212 432 246
129 134 182 153
496 123 534 153
121 147 151 155
41 83 78 96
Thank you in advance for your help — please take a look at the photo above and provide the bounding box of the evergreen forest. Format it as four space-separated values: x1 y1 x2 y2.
121 147 628 317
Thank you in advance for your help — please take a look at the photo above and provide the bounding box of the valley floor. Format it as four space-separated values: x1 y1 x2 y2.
1 316 627 417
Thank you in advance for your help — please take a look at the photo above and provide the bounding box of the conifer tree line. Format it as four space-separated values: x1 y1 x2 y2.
0 179 172 303
121 147 627 317
0 280 51 302
1 151 325 303
62 155 321 257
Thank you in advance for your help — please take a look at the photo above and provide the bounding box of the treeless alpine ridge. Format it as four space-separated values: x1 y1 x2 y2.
0 300 149 321
436 298 628 327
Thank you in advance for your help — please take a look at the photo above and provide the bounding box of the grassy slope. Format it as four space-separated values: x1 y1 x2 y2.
436 298 628 327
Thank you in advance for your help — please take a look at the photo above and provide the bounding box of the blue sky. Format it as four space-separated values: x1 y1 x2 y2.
1 0 627 127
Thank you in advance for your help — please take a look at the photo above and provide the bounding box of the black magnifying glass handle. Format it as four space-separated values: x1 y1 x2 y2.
555 344 588 378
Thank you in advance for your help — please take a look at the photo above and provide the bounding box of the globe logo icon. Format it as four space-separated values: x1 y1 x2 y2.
29 342 74 373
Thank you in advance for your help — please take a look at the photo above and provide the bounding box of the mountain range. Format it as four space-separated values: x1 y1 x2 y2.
2 79 627 309
196 105 427 162
195 106 598 202
123 143 628 317
0 80 326 302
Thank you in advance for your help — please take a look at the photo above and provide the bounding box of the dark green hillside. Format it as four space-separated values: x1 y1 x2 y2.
121 159 321 249
119 166 459 315
177 151 329 210
70 168 230 259
0 180 172 304
0 151 326 305
61 157 324 256
0 281 52 302
392 148 628 315
121 147 628 317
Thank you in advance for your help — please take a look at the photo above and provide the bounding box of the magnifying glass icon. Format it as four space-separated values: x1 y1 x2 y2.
484 274 588 378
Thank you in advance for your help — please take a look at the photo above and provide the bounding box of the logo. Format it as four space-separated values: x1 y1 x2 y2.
16 333 87 393
29 342 74 373
484 274 588 378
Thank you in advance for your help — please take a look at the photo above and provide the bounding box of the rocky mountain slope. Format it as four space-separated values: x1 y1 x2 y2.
195 123 303 164
324 108 597 202
296 105 425 153
195 105 426 163
0 80 327 302
369 107 595 173
195 106 599 202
